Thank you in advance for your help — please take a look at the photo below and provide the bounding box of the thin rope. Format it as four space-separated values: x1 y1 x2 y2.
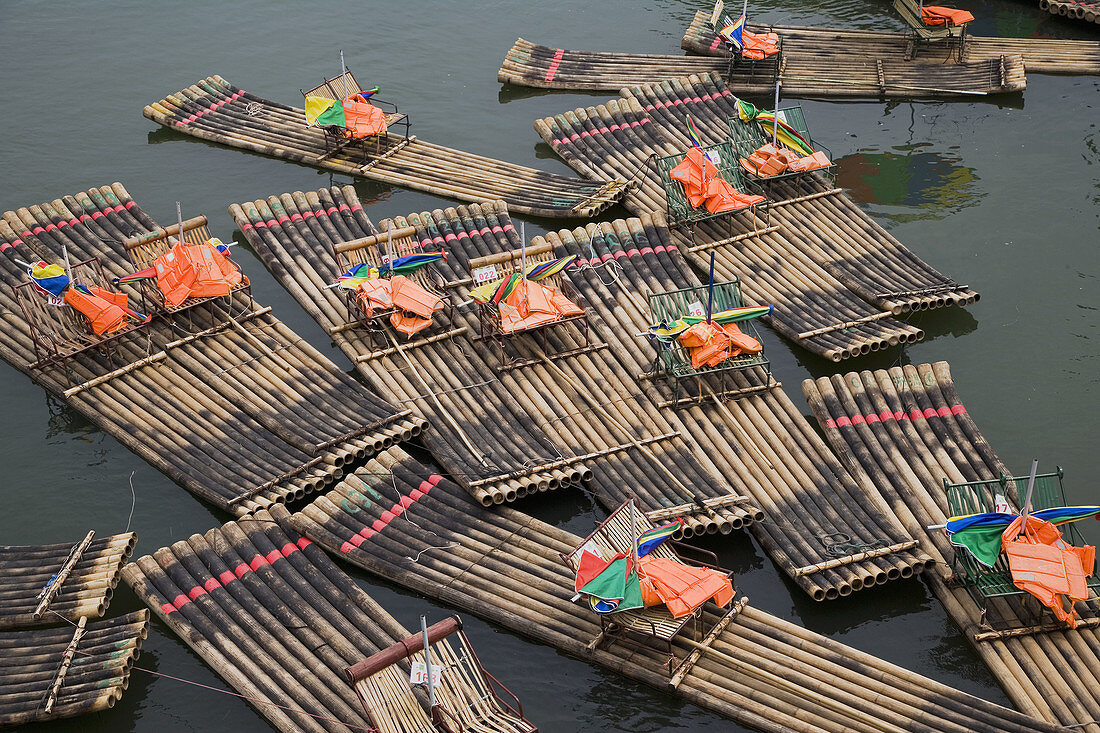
125 471 136 534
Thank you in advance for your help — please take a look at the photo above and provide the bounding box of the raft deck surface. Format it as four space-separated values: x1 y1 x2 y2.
540 215 930 600
144 76 629 219
0 610 149 728
0 532 135 629
231 187 762 537
290 445 1061 733
120 510 419 733
498 37 1027 95
535 73 978 361
681 11 1100 75
0 184 420 515
803 362 1100 733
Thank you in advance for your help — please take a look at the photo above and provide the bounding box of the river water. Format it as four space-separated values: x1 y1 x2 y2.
1 1 1096 731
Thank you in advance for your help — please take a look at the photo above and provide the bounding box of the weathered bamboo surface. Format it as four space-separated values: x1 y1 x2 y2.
1039 0 1100 25
231 187 762 536
538 215 930 599
0 184 420 515
292 446 1062 733
120 510 416 733
499 36 1027 95
0 532 135 629
535 74 978 360
682 11 1100 75
0 610 148 728
802 361 1100 732
144 75 629 219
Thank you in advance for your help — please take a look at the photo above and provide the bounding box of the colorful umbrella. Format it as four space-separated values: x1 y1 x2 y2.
945 506 1100 568
333 252 446 290
648 304 772 342
736 100 814 156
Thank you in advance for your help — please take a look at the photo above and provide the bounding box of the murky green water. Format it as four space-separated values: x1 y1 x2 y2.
1 1 1096 730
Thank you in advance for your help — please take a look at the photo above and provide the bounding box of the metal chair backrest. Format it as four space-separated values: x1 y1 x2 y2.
302 69 364 103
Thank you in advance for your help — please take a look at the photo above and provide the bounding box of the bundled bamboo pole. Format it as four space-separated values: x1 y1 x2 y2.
540 214 929 599
0 532 135 629
0 184 416 516
531 75 978 360
289 446 1062 733
802 361 1100 731
0 610 148 727
143 75 627 218
680 10 1100 72
498 36 1027 95
120 509 439 733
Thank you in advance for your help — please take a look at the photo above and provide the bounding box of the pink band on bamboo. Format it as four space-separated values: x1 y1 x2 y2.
203 578 221 592
545 48 565 82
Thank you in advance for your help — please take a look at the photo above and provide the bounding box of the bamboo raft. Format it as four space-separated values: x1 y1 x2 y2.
0 610 148 728
0 184 421 515
1039 0 1100 25
0 531 135 629
534 74 978 360
120 510 423 733
681 12 1100 75
498 37 1026 95
231 187 762 537
537 215 931 599
802 362 1100 732
144 75 629 219
291 445 1061 733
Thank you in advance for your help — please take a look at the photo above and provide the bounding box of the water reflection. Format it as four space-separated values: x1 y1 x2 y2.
837 144 983 223
45 392 97 440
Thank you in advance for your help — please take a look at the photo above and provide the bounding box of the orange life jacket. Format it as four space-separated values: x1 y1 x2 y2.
355 278 393 315
741 31 780 60
920 6 975 26
723 322 762 353
637 555 735 618
389 276 442 319
1002 515 1095 628
63 287 129 336
342 96 389 139
389 311 433 337
154 241 246 308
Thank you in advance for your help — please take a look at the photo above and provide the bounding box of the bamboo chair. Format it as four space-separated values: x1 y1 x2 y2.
561 498 736 673
944 467 1099 630
468 242 601 371
330 225 452 348
728 106 836 185
301 69 411 161
346 617 537 733
120 215 252 320
892 0 969 61
650 141 768 245
708 7 782 87
645 278 772 406
14 256 150 373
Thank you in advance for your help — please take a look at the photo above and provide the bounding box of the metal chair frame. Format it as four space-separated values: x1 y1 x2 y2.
728 105 837 185
301 69 411 160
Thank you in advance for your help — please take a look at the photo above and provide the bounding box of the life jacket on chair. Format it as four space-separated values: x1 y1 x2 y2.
154 241 246 308
920 6 975 26
342 94 389 139
1002 514 1095 628
63 285 130 336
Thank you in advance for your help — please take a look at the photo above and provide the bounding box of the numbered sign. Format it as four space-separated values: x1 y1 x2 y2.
409 660 443 687
687 300 706 318
704 150 721 166
472 264 499 284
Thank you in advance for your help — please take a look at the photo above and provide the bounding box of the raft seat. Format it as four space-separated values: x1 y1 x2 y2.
729 105 836 185
652 141 768 242
561 499 736 674
892 0 969 61
14 256 151 373
346 616 537 733
645 278 772 406
469 242 602 371
121 214 252 319
945 468 1100 631
331 225 452 346
301 69 410 160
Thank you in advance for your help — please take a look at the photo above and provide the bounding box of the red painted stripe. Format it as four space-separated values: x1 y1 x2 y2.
188 586 207 601
710 36 722 51
276 214 290 224
280 542 298 557
265 549 282 564
290 213 302 222
240 222 253 231
302 210 315 218
249 555 267 571
219 570 236 585
253 220 267 228
851 415 865 425
825 418 836 428
203 577 221 592
545 48 565 83
234 562 250 579
172 594 189 610
161 602 177 615
340 475 441 552
836 416 852 427
951 405 966 415
296 537 312 549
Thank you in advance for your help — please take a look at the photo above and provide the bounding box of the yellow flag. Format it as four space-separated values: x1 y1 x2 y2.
304 96 335 127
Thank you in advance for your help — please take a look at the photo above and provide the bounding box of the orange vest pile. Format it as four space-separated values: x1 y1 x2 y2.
342 95 389 139
669 147 766 215
154 241 247 308
920 5 975 26
498 279 584 334
354 274 444 337
1003 514 1096 628
741 30 780 60
638 555 736 618
677 320 762 370
63 286 132 336
740 142 832 178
